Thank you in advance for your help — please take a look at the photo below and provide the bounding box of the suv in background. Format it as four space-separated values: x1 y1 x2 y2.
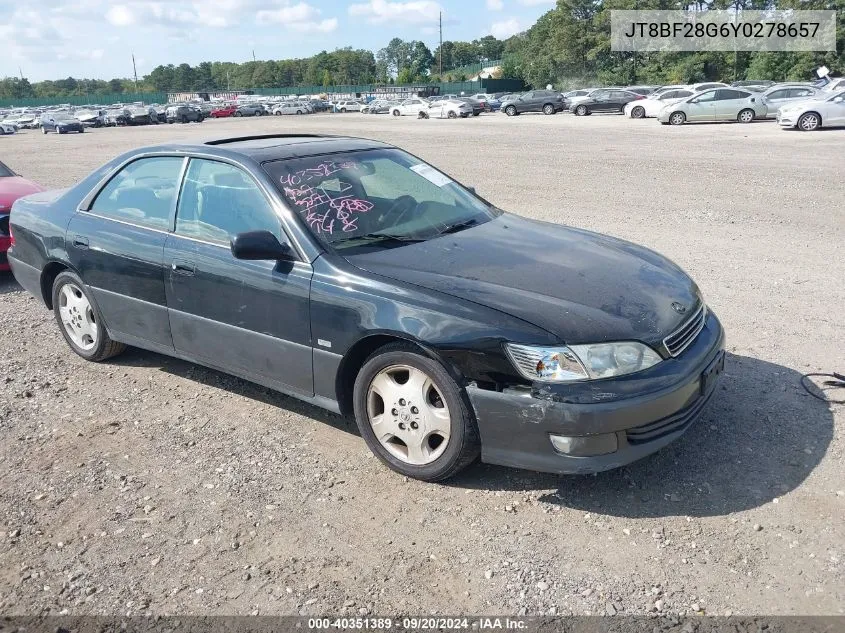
500 90 566 116
335 100 363 113
166 105 204 124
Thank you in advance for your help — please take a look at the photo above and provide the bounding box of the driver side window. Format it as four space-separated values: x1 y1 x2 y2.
175 159 280 245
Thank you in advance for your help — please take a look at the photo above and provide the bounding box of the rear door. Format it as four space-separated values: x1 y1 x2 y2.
163 157 314 395
714 89 749 120
67 155 185 350
824 93 845 126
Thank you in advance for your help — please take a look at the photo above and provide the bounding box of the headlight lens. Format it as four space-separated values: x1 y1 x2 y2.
506 342 662 383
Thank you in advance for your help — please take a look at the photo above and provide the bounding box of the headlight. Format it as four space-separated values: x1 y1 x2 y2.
506 342 662 383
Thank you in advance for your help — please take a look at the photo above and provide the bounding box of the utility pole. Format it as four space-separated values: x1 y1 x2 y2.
252 50 256 63
19 67 24 81
438 11 443 78
132 54 138 92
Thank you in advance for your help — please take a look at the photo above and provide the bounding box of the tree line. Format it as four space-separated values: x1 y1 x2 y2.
3 0 844 101
500 0 845 88
0 36 507 100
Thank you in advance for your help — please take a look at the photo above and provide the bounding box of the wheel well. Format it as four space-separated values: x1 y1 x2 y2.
40 262 69 309
335 335 429 416
800 110 822 124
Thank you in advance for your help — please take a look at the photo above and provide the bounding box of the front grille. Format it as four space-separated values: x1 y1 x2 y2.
663 303 706 357
626 390 712 445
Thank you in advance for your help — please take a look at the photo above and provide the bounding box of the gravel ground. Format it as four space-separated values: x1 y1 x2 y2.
0 113 842 617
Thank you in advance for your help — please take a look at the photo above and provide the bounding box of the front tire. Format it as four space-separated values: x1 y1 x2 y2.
52 272 125 362
542 104 555 115
669 111 686 126
575 105 588 116
631 105 645 119
353 343 480 481
797 112 820 131
392 110 400 117
447 111 457 119
504 105 517 117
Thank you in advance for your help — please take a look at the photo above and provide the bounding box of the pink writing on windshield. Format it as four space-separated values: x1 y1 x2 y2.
281 161 373 235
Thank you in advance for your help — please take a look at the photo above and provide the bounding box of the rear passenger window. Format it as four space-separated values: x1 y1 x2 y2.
89 156 183 230
175 159 280 245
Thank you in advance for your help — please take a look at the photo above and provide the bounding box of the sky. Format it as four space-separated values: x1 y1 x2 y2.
0 0 556 82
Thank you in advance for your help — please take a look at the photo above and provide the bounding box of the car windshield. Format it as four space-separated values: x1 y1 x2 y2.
827 91 845 101
54 114 75 121
265 148 500 251
0 162 13 178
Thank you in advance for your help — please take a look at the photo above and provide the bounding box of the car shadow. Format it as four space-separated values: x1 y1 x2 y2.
110 347 358 437
448 353 835 518
0 272 22 295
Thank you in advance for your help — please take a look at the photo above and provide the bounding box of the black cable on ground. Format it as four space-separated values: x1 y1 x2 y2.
801 372 845 404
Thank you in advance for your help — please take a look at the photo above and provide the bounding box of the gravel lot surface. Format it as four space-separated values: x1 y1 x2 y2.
0 113 842 617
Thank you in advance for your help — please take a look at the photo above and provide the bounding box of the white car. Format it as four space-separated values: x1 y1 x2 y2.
624 88 696 118
334 100 362 113
391 98 430 117
426 99 473 119
0 122 17 135
777 90 845 131
273 102 307 115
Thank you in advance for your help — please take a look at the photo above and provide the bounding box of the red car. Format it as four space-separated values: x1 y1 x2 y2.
0 161 45 271
210 105 238 118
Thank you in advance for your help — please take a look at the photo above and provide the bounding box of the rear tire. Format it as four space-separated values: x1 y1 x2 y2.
737 108 755 124
542 104 555 115
392 110 400 117
448 111 457 119
504 105 517 117
352 342 480 482
52 271 126 362
575 105 588 116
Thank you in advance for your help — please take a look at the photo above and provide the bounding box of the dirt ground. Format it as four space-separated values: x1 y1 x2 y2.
0 112 842 617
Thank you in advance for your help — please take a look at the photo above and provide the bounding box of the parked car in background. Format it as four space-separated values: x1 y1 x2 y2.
210 104 238 118
0 123 17 135
166 105 204 123
273 102 308 115
427 99 473 119
334 100 363 113
625 85 658 96
690 82 729 92
573 89 644 116
731 80 775 91
501 90 566 116
104 108 131 127
624 88 696 118
363 100 395 114
561 89 591 109
649 85 690 98
760 85 818 118
41 113 84 134
777 90 845 131
75 109 105 128
470 93 501 111
391 98 430 117
5 133 725 481
0 160 44 270
128 106 159 125
235 104 264 117
658 88 766 125
14 113 40 129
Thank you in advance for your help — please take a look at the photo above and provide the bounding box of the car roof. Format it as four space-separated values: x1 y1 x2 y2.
133 134 392 164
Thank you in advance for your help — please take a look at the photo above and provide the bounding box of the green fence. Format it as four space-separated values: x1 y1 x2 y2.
439 59 503 80
0 91 167 108
0 82 486 109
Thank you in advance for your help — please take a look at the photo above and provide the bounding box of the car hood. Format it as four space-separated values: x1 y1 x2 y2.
0 177 46 210
344 214 701 346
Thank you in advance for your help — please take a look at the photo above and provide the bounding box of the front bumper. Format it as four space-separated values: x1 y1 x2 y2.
467 312 726 475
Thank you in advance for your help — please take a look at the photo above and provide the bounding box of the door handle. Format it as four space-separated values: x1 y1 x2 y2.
72 235 89 249
171 260 196 276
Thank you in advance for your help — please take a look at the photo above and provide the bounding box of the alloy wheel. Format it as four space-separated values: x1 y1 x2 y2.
738 109 755 123
632 106 645 118
798 113 819 131
58 283 98 351
670 112 686 125
366 365 451 466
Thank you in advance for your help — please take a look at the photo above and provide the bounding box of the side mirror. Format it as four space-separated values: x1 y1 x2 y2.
231 230 294 261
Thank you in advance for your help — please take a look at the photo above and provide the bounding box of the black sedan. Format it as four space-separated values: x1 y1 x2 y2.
7 134 725 482
572 89 644 116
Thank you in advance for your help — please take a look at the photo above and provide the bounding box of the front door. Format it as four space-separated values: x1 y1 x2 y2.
686 90 718 121
824 94 845 126
67 155 185 349
163 157 314 395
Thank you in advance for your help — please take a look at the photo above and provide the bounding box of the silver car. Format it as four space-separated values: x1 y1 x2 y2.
760 85 817 119
657 88 767 125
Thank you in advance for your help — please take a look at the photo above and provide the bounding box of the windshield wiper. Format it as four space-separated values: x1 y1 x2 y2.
335 232 427 246
438 218 481 235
